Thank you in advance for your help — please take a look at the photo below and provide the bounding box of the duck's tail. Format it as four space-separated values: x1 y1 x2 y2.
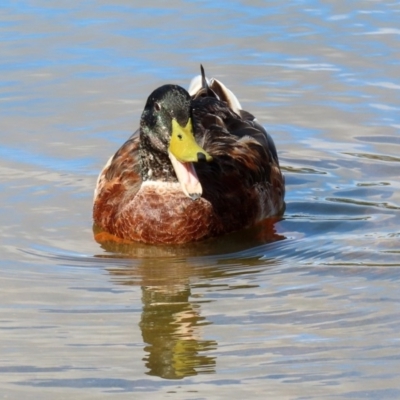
188 65 242 115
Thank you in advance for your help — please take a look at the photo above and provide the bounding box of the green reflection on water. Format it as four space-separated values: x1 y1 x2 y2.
99 219 283 379
140 283 216 379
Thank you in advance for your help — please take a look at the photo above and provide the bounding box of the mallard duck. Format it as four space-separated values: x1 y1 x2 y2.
93 66 285 244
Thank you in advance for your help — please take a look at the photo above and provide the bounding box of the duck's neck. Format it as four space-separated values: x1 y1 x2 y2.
139 141 177 183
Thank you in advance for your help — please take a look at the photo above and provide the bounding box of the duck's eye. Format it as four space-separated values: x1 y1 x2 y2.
177 134 183 140
154 102 161 111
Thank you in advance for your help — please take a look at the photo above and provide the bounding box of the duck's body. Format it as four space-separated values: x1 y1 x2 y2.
93 67 285 244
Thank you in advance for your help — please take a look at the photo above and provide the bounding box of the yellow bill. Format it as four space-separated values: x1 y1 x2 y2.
168 118 212 200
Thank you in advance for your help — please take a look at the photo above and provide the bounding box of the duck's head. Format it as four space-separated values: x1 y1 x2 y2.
139 84 212 200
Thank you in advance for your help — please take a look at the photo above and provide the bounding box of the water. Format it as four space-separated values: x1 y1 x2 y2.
1 1 400 398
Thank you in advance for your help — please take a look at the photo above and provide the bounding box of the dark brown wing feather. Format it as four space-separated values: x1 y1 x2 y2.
191 95 285 232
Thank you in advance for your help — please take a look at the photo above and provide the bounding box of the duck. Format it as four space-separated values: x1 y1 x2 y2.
93 66 285 245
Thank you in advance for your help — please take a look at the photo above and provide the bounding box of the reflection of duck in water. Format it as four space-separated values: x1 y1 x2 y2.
140 283 216 379
109 258 217 379
93 66 285 245
104 245 284 379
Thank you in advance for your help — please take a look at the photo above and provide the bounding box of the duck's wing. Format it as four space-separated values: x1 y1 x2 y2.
190 66 281 177
189 69 285 221
93 130 142 226
191 97 277 181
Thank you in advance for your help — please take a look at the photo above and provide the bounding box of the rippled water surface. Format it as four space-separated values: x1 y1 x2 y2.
1 1 400 399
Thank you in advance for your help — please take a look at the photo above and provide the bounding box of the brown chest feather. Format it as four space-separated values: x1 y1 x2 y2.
94 184 222 244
